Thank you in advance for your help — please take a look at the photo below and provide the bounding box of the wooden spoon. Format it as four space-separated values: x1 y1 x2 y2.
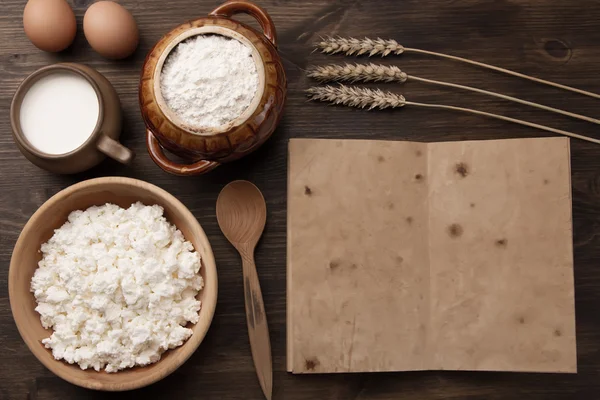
216 181 272 400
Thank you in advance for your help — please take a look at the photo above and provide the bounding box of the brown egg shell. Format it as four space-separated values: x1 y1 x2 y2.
23 0 76 52
83 1 139 60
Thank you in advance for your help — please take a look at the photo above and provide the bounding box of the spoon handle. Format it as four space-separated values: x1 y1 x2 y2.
241 251 273 400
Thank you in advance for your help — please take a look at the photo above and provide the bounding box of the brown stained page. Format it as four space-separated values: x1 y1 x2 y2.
287 137 576 374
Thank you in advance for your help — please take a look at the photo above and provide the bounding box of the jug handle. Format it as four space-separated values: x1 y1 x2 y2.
210 1 277 46
96 134 135 165
146 130 219 176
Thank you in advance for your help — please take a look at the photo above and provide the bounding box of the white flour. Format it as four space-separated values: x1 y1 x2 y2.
160 35 259 130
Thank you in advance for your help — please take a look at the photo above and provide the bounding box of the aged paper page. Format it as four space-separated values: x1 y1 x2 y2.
427 137 576 373
287 139 430 373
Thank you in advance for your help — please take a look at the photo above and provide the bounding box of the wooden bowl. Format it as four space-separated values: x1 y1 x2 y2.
8 177 218 391
140 0 286 176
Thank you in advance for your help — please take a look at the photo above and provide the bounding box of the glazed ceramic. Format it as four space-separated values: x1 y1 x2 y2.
140 0 286 176
10 63 134 174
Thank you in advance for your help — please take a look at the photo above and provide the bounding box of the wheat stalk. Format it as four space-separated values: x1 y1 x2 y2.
314 36 600 100
306 63 600 125
306 85 406 109
307 63 408 83
306 84 600 145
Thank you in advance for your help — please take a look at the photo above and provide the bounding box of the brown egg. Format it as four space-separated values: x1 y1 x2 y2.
83 1 139 60
23 0 76 52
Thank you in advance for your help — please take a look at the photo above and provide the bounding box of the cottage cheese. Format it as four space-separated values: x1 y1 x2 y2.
30 202 204 372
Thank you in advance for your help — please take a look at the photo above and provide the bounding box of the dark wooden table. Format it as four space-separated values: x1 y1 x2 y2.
2 0 600 399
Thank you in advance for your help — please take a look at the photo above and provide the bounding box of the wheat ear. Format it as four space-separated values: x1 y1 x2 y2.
306 85 600 145
316 37 405 57
307 63 600 125
315 37 600 100
306 85 405 109
307 63 408 83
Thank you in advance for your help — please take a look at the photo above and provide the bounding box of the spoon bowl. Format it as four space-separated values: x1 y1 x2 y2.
216 181 266 247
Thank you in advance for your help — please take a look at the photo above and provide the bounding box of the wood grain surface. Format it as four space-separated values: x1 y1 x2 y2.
1 0 600 399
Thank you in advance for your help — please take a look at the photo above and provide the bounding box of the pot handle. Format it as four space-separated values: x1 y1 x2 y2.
146 130 219 176
210 1 277 46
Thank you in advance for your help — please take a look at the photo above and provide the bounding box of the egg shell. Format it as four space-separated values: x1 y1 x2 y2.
23 0 77 52
83 1 139 60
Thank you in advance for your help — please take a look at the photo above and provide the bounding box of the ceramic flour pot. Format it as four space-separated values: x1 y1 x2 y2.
140 0 286 176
